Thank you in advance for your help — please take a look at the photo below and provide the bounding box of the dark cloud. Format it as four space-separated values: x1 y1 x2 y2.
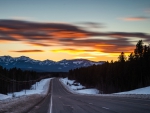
0 19 86 32
0 19 150 53
27 42 51 46
76 22 104 28
0 32 19 41
59 48 96 52
10 50 44 52
0 36 19 41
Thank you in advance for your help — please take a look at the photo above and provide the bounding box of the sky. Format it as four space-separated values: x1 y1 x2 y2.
0 0 150 61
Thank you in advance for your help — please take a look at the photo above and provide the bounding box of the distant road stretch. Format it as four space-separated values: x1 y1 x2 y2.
31 78 150 113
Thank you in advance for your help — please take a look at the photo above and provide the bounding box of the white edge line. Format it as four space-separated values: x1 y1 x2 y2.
50 94 52 113
49 81 53 113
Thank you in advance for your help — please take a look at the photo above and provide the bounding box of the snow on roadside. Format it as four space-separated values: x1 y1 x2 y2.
76 89 99 94
0 78 52 113
0 94 11 100
0 78 52 100
60 78 150 99
114 86 150 94
60 78 99 94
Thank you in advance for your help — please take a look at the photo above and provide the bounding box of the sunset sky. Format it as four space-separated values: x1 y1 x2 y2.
0 0 150 61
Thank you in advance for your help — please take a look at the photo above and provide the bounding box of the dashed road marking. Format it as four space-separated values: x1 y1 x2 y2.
49 81 53 113
102 107 109 110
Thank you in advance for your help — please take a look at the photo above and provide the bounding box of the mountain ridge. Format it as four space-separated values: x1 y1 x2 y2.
0 55 105 72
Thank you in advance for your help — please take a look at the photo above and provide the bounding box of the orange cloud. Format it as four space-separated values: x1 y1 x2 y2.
52 48 109 56
0 19 150 55
10 34 25 40
96 45 135 53
52 49 85 55
51 31 88 38
0 27 14 31
95 44 116 47
0 40 11 43
74 56 96 59
122 17 149 21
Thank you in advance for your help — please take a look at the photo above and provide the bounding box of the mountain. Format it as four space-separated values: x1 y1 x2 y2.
0 55 105 72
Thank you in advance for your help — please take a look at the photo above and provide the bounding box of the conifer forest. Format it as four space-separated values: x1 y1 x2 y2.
68 40 150 94
0 67 50 94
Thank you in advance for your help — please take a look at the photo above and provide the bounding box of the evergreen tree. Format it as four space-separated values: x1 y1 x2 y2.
118 52 126 62
134 40 144 59
68 40 150 94
128 52 134 61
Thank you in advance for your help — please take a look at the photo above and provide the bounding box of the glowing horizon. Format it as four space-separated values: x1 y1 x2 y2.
0 0 150 62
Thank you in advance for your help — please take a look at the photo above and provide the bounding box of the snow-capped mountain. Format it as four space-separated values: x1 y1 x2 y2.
0 56 105 72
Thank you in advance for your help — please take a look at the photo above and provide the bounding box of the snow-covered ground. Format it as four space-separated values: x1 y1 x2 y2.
1 77 150 113
60 78 99 94
115 86 150 94
0 78 52 100
0 94 11 100
60 77 150 100
0 78 52 113
60 78 150 95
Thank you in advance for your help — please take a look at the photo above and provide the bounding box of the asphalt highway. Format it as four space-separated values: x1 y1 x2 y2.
30 78 150 113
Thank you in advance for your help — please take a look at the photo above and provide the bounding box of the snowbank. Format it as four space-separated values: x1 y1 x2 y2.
0 94 11 100
76 89 99 94
0 78 52 100
114 86 150 94
0 78 52 113
60 78 150 99
60 78 99 94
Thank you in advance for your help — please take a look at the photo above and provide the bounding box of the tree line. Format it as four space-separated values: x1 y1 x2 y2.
68 40 150 94
0 67 50 95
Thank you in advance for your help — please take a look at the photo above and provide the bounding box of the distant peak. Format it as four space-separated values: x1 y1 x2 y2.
17 56 30 60
0 55 12 58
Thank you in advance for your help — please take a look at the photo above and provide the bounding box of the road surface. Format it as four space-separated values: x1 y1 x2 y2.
30 78 150 113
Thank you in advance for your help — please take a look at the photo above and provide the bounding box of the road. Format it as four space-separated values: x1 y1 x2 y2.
30 78 150 113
